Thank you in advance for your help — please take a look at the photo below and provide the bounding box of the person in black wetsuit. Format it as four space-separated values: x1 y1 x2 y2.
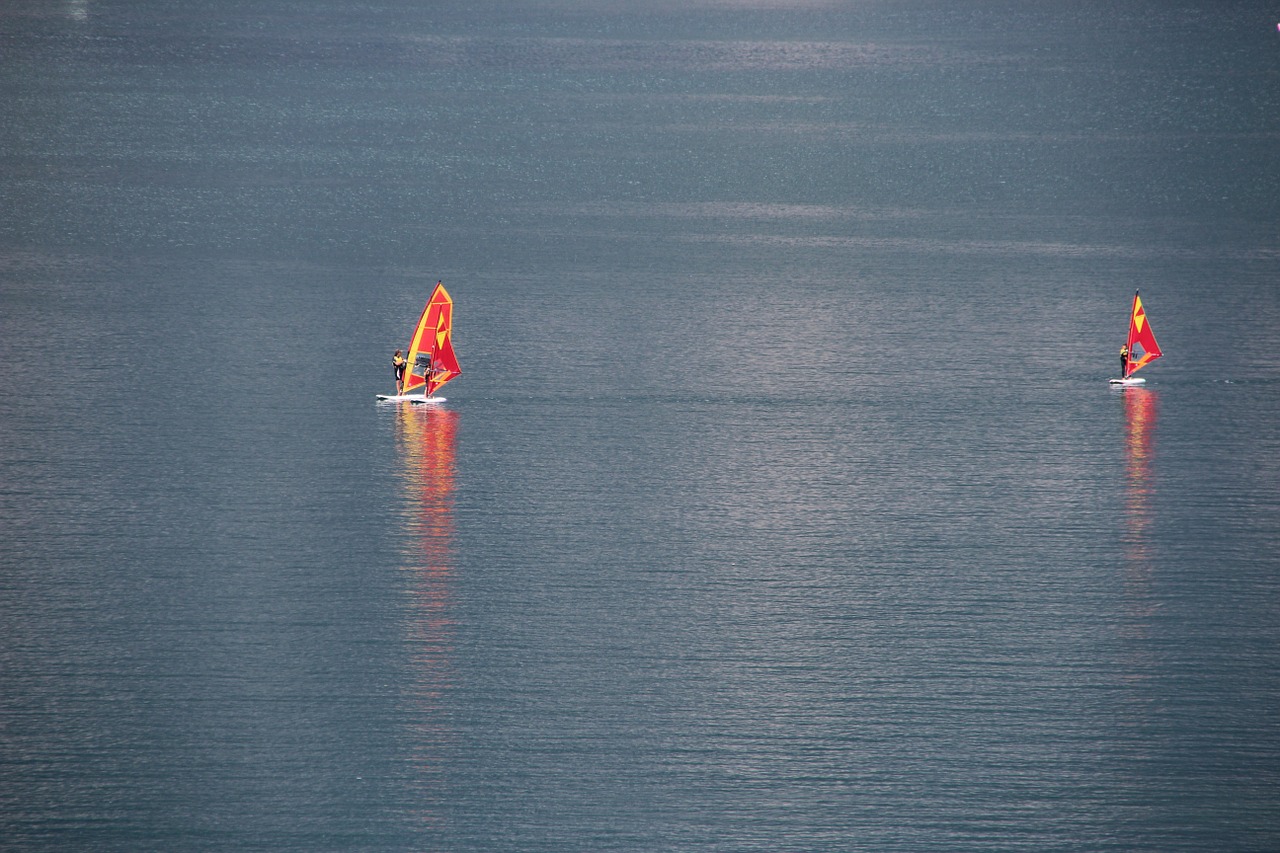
393 350 407 394
1119 344 1129 378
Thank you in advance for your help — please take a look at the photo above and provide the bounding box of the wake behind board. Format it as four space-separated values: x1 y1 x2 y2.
376 393 447 404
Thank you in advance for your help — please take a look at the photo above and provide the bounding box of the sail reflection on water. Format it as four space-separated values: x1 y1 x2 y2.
1121 388 1159 622
394 405 460 820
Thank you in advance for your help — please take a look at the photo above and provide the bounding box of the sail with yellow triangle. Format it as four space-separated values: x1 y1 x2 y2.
379 281 462 402
1110 290 1162 386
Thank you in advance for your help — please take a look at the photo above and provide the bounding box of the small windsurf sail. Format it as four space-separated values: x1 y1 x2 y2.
404 281 462 398
1121 290 1162 378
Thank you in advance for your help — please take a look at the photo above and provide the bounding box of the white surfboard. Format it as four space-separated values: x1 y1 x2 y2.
1108 377 1145 387
375 393 447 403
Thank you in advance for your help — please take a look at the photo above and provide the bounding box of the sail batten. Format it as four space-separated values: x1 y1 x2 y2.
404 282 461 397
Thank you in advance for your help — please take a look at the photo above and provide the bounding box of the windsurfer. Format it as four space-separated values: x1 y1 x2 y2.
1119 344 1129 378
393 350 407 394
415 352 433 379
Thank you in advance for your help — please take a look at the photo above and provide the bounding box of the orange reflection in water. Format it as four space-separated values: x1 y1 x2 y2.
394 405 459 817
1120 388 1159 621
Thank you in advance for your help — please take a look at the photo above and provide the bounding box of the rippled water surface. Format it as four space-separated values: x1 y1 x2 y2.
2 1 1279 849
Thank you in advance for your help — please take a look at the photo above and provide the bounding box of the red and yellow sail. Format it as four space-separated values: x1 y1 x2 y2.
1123 290 1162 377
404 281 462 397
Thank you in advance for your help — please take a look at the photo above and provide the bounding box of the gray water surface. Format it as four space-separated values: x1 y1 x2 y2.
3 1 1279 849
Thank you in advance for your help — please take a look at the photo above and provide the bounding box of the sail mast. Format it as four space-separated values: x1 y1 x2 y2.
403 295 436 397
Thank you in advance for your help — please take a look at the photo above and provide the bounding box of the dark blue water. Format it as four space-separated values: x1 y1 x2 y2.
3 1 1279 849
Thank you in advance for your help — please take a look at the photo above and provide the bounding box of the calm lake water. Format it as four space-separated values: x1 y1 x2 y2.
3 1 1279 850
